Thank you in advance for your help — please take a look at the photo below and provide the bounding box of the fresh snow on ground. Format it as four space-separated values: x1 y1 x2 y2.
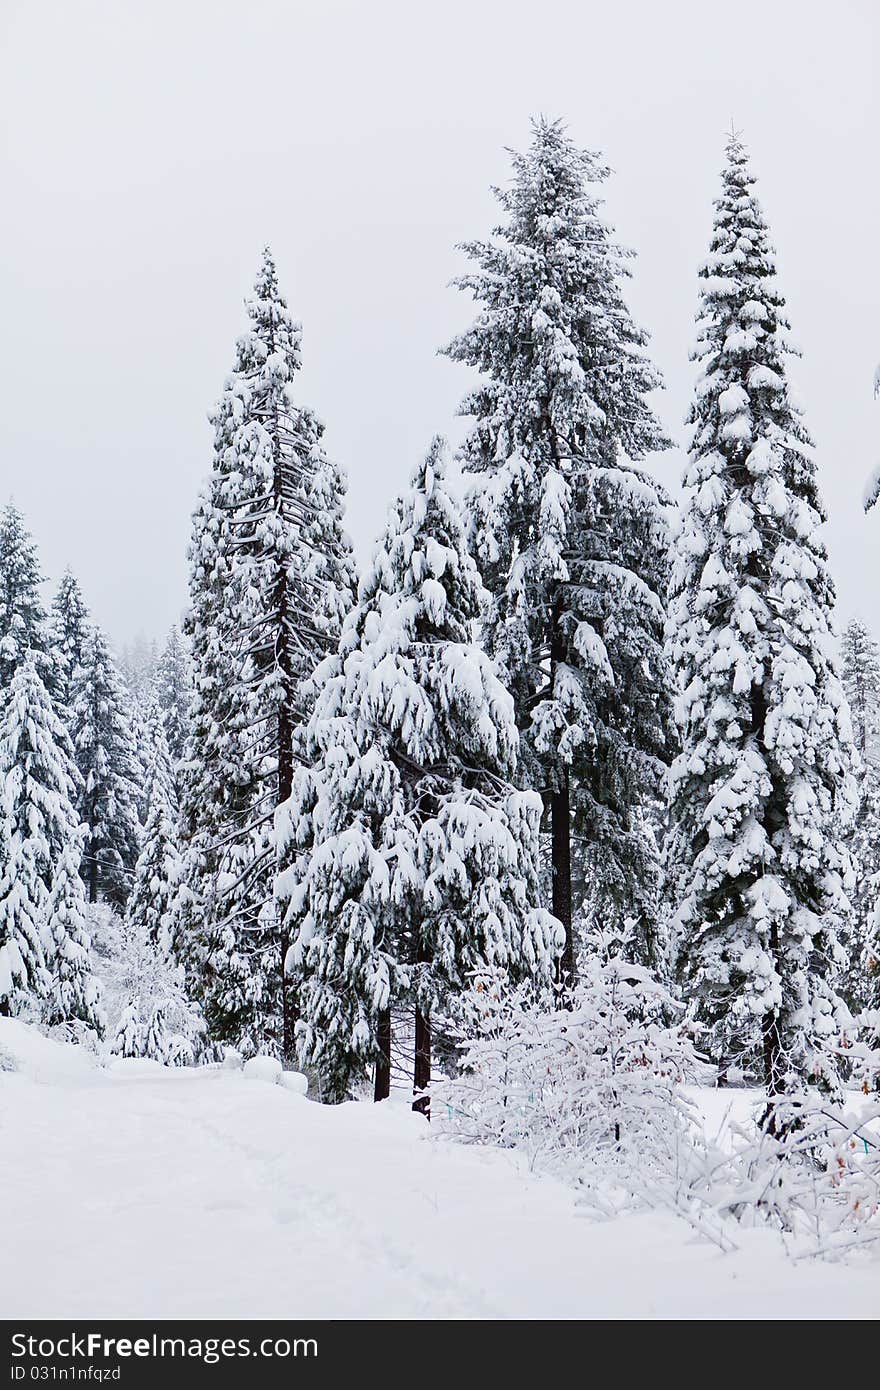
2 1019 878 1320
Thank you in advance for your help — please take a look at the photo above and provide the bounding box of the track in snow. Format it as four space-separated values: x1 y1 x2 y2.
2 1020 878 1320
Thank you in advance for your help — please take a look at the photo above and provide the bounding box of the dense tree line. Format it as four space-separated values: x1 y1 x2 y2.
1 121 877 1127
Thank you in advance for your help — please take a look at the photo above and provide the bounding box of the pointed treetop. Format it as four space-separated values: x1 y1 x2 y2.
232 247 301 386
254 244 280 301
0 502 49 690
725 120 746 155
717 127 759 200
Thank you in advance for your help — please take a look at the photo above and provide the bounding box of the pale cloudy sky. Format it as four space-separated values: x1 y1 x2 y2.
1 0 877 648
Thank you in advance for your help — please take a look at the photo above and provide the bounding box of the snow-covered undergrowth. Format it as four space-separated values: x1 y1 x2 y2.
434 961 711 1224
17 902 206 1067
3 1016 880 1319
690 1094 880 1258
88 903 205 1065
434 966 880 1260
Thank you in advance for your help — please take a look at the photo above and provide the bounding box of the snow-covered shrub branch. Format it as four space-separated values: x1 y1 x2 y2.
435 932 710 1214
690 1092 880 1258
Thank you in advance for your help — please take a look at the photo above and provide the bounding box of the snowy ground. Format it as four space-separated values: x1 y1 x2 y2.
2 1019 878 1320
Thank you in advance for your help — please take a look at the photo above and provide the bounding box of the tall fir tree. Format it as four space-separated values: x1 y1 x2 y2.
126 693 155 827
277 438 561 1105
442 118 673 975
840 619 880 1011
141 694 178 815
50 570 90 713
667 134 857 1105
179 248 356 1058
70 628 142 909
154 626 191 770
841 620 880 766
44 827 106 1036
126 707 181 958
0 658 102 1030
0 504 52 693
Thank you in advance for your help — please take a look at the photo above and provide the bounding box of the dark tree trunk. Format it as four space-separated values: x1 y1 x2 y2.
413 1005 431 1118
0 995 9 1018
549 592 574 985
552 776 573 985
280 928 297 1068
750 677 788 1132
271 334 297 1066
760 918 785 1134
278 693 295 1065
374 1007 391 1102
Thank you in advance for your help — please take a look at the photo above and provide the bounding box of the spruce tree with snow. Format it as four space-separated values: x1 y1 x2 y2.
277 437 561 1105
667 134 857 1104
113 999 143 1058
179 247 355 1058
841 620 880 766
127 797 180 955
50 570 90 713
125 709 181 958
154 626 191 769
44 829 105 1036
70 627 142 909
126 694 154 827
0 504 52 693
0 658 102 1030
840 619 880 1011
442 118 674 975
0 671 51 1015
144 1003 170 1062
142 695 178 817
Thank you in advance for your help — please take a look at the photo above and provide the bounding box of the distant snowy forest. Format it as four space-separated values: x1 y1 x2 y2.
2 120 880 1256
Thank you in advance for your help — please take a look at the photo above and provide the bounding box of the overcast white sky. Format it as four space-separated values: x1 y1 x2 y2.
1 0 877 649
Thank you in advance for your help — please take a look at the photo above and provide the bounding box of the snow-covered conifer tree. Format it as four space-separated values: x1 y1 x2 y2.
840 619 880 1010
126 695 154 827
50 570 90 713
277 438 561 1105
179 248 355 1058
44 830 105 1035
70 628 142 908
142 695 177 814
0 659 102 1029
154 626 191 769
0 504 52 693
667 134 857 1104
841 620 880 765
126 702 181 957
442 118 673 975
113 999 142 1058
127 798 180 954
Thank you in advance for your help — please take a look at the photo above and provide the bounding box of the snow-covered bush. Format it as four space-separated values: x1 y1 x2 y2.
690 1092 880 1257
89 903 206 1065
436 932 710 1213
